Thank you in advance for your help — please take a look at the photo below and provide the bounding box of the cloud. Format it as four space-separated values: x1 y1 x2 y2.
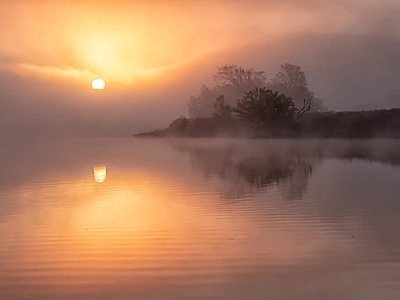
1 1 399 81
0 63 95 82
1 0 400 135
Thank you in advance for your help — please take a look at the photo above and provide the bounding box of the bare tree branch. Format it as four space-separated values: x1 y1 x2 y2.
295 99 312 123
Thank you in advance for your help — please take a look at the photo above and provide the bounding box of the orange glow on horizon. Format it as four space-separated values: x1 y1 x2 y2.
0 1 334 84
0 2 232 85
0 1 357 88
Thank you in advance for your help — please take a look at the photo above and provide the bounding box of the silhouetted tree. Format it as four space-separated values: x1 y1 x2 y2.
268 63 327 112
233 87 311 131
188 65 266 118
214 64 266 91
188 85 218 118
310 97 326 112
213 95 232 119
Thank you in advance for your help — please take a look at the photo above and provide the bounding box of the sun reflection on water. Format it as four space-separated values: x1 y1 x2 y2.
0 164 371 300
93 166 107 183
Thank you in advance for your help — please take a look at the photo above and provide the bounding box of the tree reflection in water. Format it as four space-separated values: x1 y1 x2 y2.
169 138 400 200
170 140 315 200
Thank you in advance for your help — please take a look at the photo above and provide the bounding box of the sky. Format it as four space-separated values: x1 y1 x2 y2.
1 0 400 136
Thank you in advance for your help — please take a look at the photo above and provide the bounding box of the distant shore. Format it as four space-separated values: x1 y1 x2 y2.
135 108 400 139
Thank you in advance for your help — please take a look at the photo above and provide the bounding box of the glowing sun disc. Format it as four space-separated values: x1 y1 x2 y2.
92 79 106 90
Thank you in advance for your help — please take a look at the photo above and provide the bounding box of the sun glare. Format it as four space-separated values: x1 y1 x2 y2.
93 166 107 183
92 79 106 90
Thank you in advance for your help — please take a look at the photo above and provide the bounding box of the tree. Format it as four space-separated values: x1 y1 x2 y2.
268 63 327 112
214 64 266 91
272 63 307 90
188 65 266 118
188 85 218 118
233 87 311 131
213 95 232 119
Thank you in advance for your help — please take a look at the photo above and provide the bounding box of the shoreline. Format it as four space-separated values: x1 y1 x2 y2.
135 108 400 139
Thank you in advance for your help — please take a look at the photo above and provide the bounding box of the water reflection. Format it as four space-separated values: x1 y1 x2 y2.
93 166 107 183
0 168 371 300
0 138 399 300
170 140 315 199
169 138 400 200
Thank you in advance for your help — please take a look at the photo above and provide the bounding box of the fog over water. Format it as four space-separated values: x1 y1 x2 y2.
1 2 400 298
0 138 399 299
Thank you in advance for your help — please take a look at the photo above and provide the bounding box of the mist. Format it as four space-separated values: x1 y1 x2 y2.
1 0 400 136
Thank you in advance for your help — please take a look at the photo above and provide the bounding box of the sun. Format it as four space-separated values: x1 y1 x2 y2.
92 79 106 90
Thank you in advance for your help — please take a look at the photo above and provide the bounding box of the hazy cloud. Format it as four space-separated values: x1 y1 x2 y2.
1 0 399 135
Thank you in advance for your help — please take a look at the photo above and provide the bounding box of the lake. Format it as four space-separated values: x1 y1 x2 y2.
0 138 399 300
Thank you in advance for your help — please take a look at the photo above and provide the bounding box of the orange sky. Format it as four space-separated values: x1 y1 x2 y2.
0 0 365 87
1 0 400 134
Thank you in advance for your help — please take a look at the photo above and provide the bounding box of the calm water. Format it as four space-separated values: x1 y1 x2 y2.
0 138 399 300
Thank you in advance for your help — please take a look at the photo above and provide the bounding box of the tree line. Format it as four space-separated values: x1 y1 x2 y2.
188 63 327 130
135 64 400 138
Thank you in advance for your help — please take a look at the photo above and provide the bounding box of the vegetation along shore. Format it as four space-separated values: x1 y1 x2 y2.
135 64 400 139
